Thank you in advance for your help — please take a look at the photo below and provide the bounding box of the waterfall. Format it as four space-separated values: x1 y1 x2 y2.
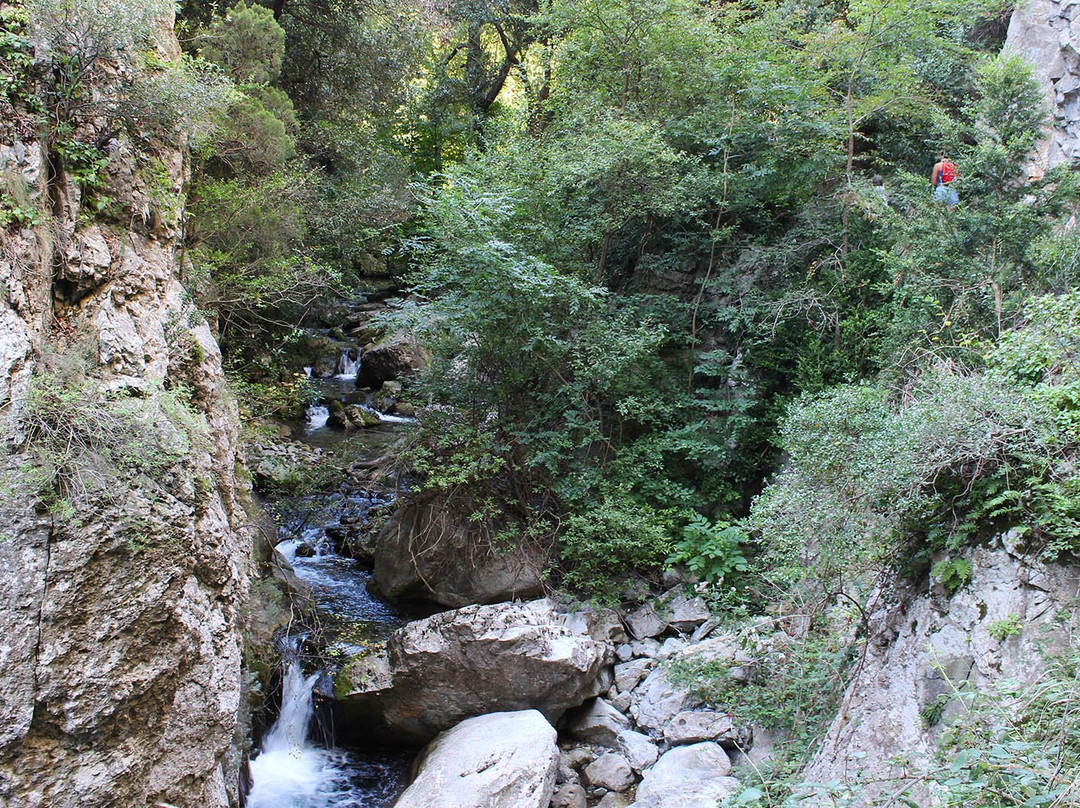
246 659 332 808
306 404 330 430
335 348 361 379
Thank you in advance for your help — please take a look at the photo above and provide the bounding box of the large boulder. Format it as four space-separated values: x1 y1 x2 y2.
356 333 424 389
336 599 610 746
633 743 739 808
395 710 558 808
372 493 546 607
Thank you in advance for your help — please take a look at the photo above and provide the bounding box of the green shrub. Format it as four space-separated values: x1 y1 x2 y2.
749 330 1078 594
194 0 284 86
668 514 748 587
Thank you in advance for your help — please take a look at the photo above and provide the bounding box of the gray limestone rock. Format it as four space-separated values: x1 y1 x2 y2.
664 710 753 749
626 601 666 639
337 599 609 745
802 545 1080 804
395 711 558 808
615 728 660 772
665 592 712 632
583 752 635 793
565 697 631 746
634 743 738 808
551 783 588 808
614 658 652 693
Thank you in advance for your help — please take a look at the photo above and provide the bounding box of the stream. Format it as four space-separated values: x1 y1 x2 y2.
245 352 416 807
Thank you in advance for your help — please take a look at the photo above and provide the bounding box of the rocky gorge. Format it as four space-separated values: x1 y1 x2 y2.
2 1 1080 807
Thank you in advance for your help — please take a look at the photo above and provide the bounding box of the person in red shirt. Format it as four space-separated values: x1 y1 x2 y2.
931 151 959 210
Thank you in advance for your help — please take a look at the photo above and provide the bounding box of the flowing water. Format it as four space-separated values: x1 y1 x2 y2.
246 656 407 808
246 355 415 806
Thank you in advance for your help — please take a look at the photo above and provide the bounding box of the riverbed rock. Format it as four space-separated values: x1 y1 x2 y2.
551 783 588 808
633 743 738 808
356 333 424 389
664 710 753 749
583 752 635 792
395 710 558 808
565 698 632 746
336 599 610 745
615 728 660 772
371 492 546 607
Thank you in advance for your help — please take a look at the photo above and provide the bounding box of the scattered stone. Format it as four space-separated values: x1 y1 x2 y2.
595 794 632 808
609 690 632 713
634 743 738 808
615 644 634 662
563 746 594 771
626 602 666 639
630 639 661 658
551 783 587 808
630 666 702 733
565 698 631 746
657 637 687 659
664 711 753 749
665 592 712 632
690 618 718 643
564 605 629 645
615 728 660 772
583 752 634 793
614 659 652 693
394 711 557 808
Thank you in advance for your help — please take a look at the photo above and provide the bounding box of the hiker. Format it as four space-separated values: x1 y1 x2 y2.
931 152 958 210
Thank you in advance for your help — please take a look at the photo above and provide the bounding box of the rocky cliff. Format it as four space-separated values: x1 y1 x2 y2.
1005 0 1080 171
802 539 1079 802
0 12 251 808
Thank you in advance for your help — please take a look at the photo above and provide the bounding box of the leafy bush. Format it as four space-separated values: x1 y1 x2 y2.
750 319 1079 592
671 616 859 775
27 0 173 125
384 172 707 593
668 514 748 586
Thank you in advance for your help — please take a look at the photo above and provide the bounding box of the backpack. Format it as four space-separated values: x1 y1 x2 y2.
940 160 957 183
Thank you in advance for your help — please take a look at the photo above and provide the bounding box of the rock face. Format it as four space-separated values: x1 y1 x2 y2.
1005 0 1080 170
372 493 546 607
336 599 609 746
395 711 558 808
0 15 250 808
801 544 1080 803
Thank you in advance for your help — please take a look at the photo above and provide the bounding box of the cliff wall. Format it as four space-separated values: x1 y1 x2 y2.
1005 0 1080 171
0 11 251 808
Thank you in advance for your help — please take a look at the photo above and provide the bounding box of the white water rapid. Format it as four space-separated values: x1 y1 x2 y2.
247 657 405 808
336 348 362 379
246 660 332 808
